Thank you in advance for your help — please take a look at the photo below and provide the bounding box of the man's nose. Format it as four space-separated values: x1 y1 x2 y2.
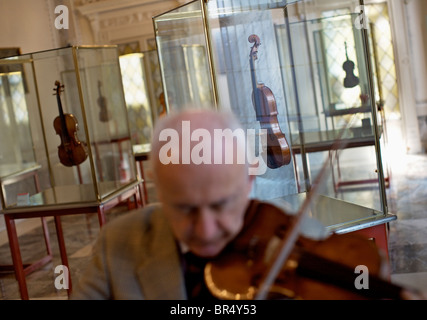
193 207 217 241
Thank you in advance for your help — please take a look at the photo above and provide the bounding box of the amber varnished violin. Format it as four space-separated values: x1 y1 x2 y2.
249 34 291 169
205 200 417 300
53 81 88 167
343 42 360 89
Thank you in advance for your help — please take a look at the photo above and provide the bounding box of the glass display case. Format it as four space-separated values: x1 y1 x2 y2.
153 0 217 112
0 46 138 211
278 11 389 202
153 0 395 239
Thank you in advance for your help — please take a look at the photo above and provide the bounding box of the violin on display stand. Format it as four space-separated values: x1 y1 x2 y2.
343 42 360 89
249 34 291 169
53 80 88 167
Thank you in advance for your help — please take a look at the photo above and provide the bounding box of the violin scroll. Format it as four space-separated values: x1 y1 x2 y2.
248 34 261 46
248 34 261 55
248 35 260 66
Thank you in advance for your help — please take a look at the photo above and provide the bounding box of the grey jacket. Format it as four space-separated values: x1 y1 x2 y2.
71 204 187 300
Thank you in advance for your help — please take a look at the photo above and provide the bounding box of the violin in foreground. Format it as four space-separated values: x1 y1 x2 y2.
205 200 423 300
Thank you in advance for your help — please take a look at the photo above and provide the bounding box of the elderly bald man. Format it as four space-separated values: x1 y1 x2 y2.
72 108 256 300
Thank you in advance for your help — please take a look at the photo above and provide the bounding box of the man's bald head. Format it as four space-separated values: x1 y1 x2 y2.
150 108 248 178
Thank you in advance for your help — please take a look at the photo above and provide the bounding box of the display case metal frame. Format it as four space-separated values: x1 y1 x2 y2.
0 45 143 300
0 45 140 211
153 0 395 242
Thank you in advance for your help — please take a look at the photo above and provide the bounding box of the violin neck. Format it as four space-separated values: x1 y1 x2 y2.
345 42 350 60
250 57 258 90
250 57 263 115
56 93 70 143
98 82 103 98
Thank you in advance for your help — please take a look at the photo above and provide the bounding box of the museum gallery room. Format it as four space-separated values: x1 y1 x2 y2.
0 0 426 302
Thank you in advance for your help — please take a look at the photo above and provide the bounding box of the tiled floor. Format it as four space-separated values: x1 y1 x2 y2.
387 151 427 294
0 119 426 300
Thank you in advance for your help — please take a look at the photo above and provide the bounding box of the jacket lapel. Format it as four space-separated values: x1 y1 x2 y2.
136 248 187 299
136 209 187 299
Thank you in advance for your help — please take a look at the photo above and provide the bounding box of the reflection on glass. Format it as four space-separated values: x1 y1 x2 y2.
119 53 153 146
0 70 36 173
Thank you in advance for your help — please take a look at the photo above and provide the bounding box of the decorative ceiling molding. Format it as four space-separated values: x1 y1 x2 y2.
74 0 181 49
76 0 169 16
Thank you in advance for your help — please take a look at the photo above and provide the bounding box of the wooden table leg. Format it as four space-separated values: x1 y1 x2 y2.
4 215 29 300
138 161 148 205
41 217 52 256
97 205 106 226
136 184 142 208
54 216 72 296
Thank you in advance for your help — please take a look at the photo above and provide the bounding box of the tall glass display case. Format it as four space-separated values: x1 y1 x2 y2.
153 0 217 112
0 46 138 211
153 0 395 242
